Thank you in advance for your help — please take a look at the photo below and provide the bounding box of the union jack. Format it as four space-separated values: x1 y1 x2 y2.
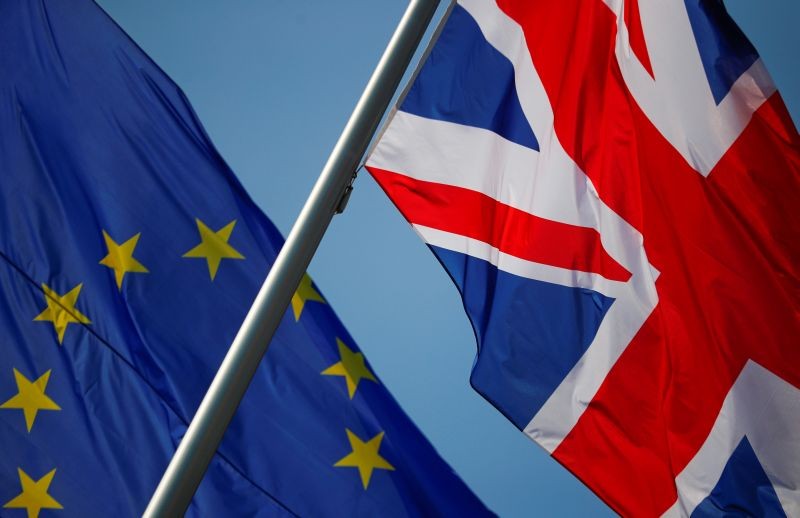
366 1 800 515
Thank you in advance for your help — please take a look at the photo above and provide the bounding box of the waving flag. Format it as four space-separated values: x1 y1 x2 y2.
366 0 800 515
0 1 491 516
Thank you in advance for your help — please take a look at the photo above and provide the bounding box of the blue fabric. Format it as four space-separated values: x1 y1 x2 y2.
430 246 614 429
400 4 539 151
0 1 490 516
692 437 786 517
684 0 760 104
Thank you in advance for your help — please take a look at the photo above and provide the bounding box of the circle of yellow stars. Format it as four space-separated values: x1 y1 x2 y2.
4 216 397 516
1 216 248 517
31 218 245 346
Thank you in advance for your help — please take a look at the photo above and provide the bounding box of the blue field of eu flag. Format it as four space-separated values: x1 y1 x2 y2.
0 1 491 516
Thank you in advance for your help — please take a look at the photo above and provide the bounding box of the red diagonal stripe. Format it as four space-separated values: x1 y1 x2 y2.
625 0 654 78
369 166 631 282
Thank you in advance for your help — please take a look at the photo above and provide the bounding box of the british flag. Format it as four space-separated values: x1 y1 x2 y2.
366 0 800 515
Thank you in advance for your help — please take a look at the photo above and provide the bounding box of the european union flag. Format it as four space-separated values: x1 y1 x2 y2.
0 1 491 516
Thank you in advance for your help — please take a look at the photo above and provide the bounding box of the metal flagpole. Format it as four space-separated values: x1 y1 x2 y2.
144 0 443 515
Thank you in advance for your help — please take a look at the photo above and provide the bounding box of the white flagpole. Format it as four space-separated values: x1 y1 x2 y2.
144 0 444 515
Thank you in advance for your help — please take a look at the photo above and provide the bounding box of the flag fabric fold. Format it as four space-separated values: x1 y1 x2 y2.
367 0 800 515
0 1 491 516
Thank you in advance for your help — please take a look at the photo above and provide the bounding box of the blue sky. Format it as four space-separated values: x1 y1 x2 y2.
96 1 799 515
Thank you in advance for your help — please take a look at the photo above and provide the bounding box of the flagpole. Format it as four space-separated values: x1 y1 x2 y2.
144 0 443 515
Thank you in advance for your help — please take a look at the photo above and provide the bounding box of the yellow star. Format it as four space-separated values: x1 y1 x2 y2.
33 283 91 344
1 369 60 432
291 273 325 321
99 230 149 290
183 218 244 280
322 338 377 399
334 429 395 489
4 468 63 518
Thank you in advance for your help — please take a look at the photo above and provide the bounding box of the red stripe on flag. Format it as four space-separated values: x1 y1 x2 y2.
624 0 654 78
368 166 631 282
